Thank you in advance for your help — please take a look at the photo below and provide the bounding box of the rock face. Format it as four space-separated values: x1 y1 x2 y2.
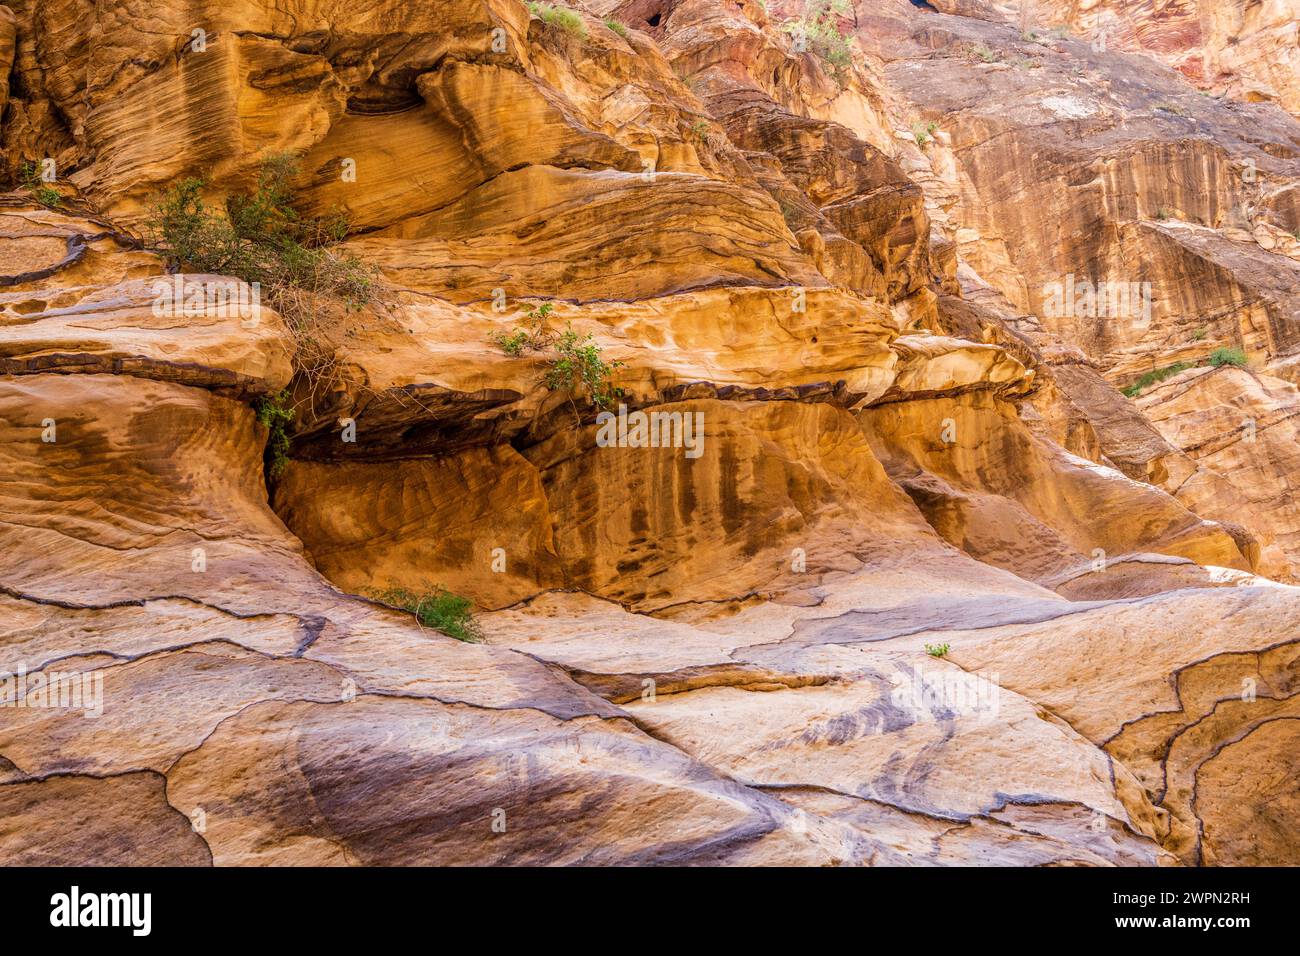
926 0 1300 118
1 0 1298 867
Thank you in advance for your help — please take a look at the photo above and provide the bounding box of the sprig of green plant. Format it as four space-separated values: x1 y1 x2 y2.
913 121 938 147
603 16 629 39
491 302 554 356
368 584 484 642
546 326 626 410
925 643 951 658
490 303 625 413
19 161 62 208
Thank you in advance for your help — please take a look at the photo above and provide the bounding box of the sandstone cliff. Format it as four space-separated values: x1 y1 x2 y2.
1 0 1298 866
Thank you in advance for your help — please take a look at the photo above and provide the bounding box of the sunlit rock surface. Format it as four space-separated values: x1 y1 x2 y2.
1 0 1298 866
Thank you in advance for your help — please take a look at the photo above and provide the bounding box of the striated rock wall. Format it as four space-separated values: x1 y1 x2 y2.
2 0 1299 867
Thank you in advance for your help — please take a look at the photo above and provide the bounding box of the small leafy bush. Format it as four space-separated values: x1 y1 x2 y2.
491 303 626 412
369 585 484 642
913 121 938 147
491 302 553 356
925 643 951 658
146 154 383 391
1208 347 1248 368
604 17 629 39
546 326 626 410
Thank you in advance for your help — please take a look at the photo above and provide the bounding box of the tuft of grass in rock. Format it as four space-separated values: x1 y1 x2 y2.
969 43 1002 63
1208 347 1248 368
781 0 855 80
19 161 62 208
253 389 294 483
1122 362 1194 398
778 200 801 230
913 121 938 147
925 643 951 658
528 2 587 38
603 17 628 39
1123 347 1251 397
369 585 484 642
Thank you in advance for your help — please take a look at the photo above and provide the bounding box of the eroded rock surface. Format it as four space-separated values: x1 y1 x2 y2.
2 0 1298 867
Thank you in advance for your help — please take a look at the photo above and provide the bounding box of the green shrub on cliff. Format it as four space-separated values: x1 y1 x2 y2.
782 0 855 77
1123 347 1249 398
1122 362 1194 398
145 154 376 315
1208 347 1248 368
147 154 384 482
527 2 587 37
369 585 484 642
490 303 626 413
